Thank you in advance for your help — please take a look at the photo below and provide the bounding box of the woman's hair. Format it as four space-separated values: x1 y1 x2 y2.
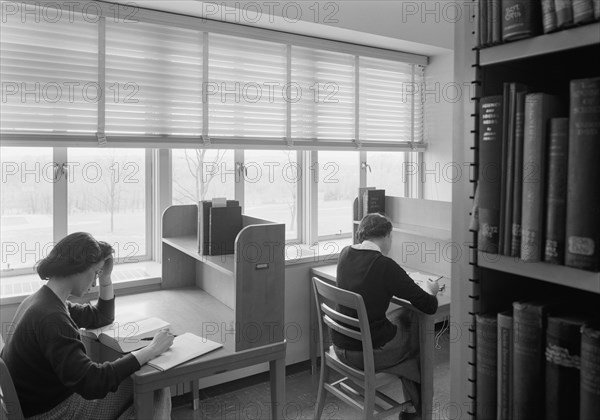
356 213 393 243
36 232 114 280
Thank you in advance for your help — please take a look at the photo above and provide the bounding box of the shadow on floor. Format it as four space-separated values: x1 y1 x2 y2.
172 329 451 420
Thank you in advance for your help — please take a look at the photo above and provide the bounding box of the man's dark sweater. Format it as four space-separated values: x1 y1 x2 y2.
1 285 140 417
332 246 438 351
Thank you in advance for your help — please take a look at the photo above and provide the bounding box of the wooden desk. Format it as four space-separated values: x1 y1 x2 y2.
95 287 286 420
310 264 450 420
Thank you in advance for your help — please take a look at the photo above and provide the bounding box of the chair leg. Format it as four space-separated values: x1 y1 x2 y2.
314 362 329 419
363 389 375 420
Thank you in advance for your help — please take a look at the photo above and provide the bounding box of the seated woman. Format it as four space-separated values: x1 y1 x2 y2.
331 213 439 420
1 232 174 419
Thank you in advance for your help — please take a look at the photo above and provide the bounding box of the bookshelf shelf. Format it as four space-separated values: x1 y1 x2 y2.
479 22 600 66
162 236 234 276
478 252 600 294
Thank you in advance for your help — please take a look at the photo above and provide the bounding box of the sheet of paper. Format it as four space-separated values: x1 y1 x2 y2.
147 332 222 371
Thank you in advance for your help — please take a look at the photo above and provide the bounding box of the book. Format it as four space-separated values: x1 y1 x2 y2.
555 0 574 27
595 0 600 19
362 189 385 216
502 0 542 41
544 118 569 264
208 205 242 256
580 323 600 419
84 317 171 353
480 0 489 46
565 77 600 271
541 0 558 32
511 91 527 257
502 83 528 256
356 187 375 220
512 301 550 420
491 0 502 44
478 95 503 254
573 0 595 23
520 93 562 262
545 315 584 420
197 199 240 255
487 0 495 45
147 332 222 371
475 313 498 420
497 311 513 420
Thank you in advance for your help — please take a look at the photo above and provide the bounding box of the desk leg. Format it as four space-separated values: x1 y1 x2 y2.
419 315 434 420
309 281 318 375
190 380 200 411
269 357 285 420
134 388 153 420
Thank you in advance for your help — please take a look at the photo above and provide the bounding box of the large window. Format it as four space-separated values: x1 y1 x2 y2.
367 152 408 197
318 151 358 238
0 147 150 277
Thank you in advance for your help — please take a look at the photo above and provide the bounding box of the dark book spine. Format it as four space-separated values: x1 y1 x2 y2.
555 0 574 28
502 0 542 41
478 96 504 254
500 83 511 253
545 316 584 420
573 0 595 23
595 0 600 19
488 0 495 44
544 118 569 264
497 311 513 420
565 77 600 271
513 301 548 420
511 91 527 257
492 0 502 44
480 0 489 46
580 324 600 420
476 314 498 420
521 93 561 262
541 0 558 32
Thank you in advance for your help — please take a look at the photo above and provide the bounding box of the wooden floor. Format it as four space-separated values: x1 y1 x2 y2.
171 328 451 420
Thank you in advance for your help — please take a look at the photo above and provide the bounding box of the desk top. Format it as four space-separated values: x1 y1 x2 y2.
111 288 285 385
311 264 451 308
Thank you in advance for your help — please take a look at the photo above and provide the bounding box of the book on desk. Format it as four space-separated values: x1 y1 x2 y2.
147 332 222 371
82 317 171 353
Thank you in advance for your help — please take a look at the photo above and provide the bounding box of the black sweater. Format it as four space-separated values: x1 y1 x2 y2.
1 286 140 417
332 246 438 351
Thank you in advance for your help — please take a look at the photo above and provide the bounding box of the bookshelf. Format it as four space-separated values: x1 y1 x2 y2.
452 3 600 419
161 204 285 352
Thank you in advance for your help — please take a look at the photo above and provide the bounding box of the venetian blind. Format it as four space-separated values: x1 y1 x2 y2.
105 20 203 136
291 46 355 141
0 9 98 134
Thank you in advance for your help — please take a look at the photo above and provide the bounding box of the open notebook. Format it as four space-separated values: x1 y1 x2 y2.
148 332 223 371
82 317 171 353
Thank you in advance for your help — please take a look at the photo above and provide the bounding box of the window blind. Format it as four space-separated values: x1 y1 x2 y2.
208 34 286 139
105 21 203 136
291 46 354 141
0 9 98 134
358 57 422 143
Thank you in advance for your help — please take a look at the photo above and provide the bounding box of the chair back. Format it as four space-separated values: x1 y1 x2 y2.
312 276 410 419
0 357 24 420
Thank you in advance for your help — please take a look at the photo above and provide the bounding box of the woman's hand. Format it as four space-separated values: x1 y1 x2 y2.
98 255 113 287
132 330 175 366
424 278 440 296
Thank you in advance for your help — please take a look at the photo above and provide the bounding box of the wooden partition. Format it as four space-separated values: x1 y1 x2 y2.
162 204 285 352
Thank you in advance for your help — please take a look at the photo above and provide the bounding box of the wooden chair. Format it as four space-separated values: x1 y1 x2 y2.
312 277 412 419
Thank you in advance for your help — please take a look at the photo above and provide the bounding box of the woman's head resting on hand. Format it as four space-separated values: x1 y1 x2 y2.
36 232 114 281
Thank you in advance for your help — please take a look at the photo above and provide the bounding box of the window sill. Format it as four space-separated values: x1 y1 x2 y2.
0 261 161 306
284 237 352 266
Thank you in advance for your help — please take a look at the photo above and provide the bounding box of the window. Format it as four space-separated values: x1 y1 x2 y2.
0 147 53 271
367 152 408 197
318 151 358 238
0 147 150 278
172 149 235 203
243 150 299 240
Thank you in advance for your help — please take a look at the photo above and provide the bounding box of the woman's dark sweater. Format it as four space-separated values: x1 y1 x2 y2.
332 246 438 351
1 285 140 417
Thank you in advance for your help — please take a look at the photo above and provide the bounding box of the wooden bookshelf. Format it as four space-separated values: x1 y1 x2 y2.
480 22 600 65
478 252 600 294
452 6 600 419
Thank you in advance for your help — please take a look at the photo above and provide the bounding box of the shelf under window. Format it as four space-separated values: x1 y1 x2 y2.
477 251 600 293
479 23 600 66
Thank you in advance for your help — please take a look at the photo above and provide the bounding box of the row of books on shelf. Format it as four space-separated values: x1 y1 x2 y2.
355 187 386 221
197 198 242 256
478 0 600 48
475 302 599 420
476 77 600 271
